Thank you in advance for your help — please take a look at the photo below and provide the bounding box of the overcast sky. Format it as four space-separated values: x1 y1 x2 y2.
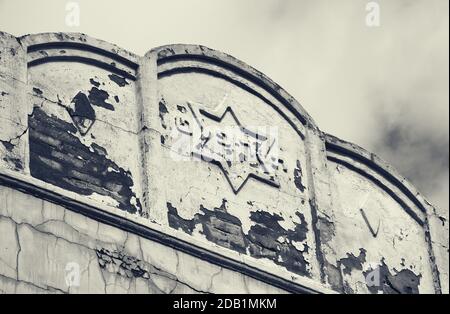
0 0 448 214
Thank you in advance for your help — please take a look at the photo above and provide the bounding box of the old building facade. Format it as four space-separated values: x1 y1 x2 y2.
0 31 448 294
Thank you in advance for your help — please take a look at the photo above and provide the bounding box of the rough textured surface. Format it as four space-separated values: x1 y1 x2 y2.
29 106 142 214
0 31 448 294
0 185 288 294
168 201 311 277
154 70 319 281
320 158 439 294
0 32 27 173
26 62 143 216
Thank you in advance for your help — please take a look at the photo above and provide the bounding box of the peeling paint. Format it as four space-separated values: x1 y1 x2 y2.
68 92 96 136
339 249 367 276
32 87 43 96
88 87 115 111
29 107 142 214
1 154 23 170
159 98 169 130
89 78 100 87
294 160 306 193
364 260 422 294
167 203 197 235
108 74 129 87
0 128 27 171
248 210 310 276
167 200 311 277
0 140 14 152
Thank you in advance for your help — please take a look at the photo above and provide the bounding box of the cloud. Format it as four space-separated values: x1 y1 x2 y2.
372 104 449 214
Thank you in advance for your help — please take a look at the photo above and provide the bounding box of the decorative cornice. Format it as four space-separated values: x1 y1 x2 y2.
324 133 435 220
0 168 335 295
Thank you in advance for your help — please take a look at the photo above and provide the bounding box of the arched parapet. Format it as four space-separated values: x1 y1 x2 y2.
21 32 139 80
5 32 146 216
143 43 333 291
321 133 447 294
325 133 432 223
149 44 318 132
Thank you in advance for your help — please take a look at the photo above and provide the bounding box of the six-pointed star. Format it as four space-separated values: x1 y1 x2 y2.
186 101 280 194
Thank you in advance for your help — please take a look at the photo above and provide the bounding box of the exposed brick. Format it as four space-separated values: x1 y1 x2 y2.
29 107 142 215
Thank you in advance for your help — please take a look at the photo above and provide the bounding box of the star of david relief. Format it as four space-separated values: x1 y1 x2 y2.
173 101 284 194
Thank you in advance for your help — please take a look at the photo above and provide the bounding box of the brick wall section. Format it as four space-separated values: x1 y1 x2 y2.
28 107 142 215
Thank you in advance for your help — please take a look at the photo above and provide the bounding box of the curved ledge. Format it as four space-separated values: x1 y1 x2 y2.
20 32 139 63
14 35 317 131
149 44 318 130
324 133 435 220
20 32 139 80
27 41 139 70
28 55 136 81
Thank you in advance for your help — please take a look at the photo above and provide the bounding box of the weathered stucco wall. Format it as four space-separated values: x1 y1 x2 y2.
0 185 288 294
0 31 448 294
